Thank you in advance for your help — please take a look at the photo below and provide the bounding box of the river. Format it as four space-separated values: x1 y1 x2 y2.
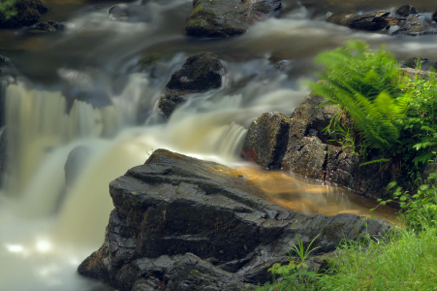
0 0 433 290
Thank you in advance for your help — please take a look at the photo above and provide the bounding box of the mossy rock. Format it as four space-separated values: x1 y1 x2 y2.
138 52 162 68
185 0 281 38
0 0 49 29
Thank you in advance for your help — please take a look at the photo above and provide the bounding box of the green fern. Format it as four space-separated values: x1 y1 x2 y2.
309 40 410 156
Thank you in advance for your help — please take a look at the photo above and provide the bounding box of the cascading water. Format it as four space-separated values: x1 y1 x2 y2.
2 0 437 290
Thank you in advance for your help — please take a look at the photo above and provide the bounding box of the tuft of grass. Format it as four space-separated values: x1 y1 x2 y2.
318 228 437 290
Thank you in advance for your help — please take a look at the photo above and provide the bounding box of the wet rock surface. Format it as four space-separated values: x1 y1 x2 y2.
25 21 65 33
78 149 393 290
327 5 437 36
242 94 393 198
158 53 224 118
395 4 417 17
0 0 49 29
185 0 281 38
241 112 290 169
327 12 392 31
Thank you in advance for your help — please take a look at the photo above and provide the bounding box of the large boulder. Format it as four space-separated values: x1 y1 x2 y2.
0 0 49 29
158 53 224 118
241 112 290 169
242 94 393 198
185 0 281 38
78 149 393 290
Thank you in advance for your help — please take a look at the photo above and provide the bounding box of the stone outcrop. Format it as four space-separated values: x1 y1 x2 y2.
327 12 394 31
78 149 393 290
241 112 290 169
185 0 281 38
395 5 418 17
242 94 393 198
158 53 224 117
0 0 49 29
327 5 437 36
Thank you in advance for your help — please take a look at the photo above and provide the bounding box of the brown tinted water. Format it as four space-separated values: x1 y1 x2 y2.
237 165 399 223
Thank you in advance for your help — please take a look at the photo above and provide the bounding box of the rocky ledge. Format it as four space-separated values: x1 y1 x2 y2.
78 149 392 291
241 93 393 198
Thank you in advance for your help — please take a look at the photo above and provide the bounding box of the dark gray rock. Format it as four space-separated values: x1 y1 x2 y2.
396 5 418 17
166 53 224 92
327 12 392 31
241 111 290 169
0 0 49 29
433 11 437 23
26 21 65 33
242 94 393 198
157 90 187 118
185 0 281 38
158 53 224 118
78 149 393 290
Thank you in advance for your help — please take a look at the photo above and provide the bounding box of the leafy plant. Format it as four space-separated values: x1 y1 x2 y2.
258 235 321 291
0 0 18 21
323 108 357 154
289 233 321 263
377 172 437 231
308 39 411 160
403 73 437 167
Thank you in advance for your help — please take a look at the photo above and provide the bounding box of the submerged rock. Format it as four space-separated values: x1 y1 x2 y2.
242 94 393 198
109 4 152 23
158 52 224 117
25 21 65 33
78 149 392 290
185 0 281 38
0 0 49 29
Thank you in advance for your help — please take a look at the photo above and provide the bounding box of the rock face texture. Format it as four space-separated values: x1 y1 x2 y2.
241 112 290 169
158 53 224 118
0 0 49 29
327 6 437 36
185 0 281 38
78 149 393 290
242 94 393 198
327 12 392 31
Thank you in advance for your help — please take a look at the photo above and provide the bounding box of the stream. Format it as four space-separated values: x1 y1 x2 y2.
0 0 435 290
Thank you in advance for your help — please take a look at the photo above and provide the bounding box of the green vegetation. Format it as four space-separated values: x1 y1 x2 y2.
255 40 437 291
257 235 321 291
309 39 437 182
0 0 18 20
309 40 410 156
256 177 437 291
